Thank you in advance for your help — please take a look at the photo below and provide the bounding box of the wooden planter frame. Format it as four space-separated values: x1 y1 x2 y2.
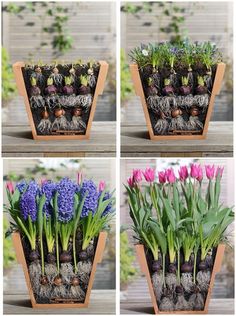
130 63 226 140
13 61 109 140
136 243 225 314
12 231 107 308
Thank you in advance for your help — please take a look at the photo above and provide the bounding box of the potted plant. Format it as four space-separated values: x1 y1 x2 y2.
125 165 233 314
5 176 115 308
12 60 108 140
129 41 225 140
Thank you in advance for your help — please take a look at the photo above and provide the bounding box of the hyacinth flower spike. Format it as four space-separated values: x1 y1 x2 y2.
80 180 115 252
29 76 45 109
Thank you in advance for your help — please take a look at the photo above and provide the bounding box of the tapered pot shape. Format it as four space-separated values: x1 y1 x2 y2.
136 243 225 314
130 63 225 140
13 61 108 140
12 231 107 308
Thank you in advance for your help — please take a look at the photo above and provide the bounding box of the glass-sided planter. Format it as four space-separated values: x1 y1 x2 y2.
136 243 225 314
130 62 225 140
12 231 107 308
13 61 108 140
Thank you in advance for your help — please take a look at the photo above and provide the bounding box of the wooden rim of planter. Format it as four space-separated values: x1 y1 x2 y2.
130 63 226 141
12 231 107 308
135 243 225 314
12 61 109 140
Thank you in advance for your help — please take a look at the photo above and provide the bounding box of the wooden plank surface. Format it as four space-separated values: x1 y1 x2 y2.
120 299 234 315
2 122 116 157
4 290 115 314
121 122 233 157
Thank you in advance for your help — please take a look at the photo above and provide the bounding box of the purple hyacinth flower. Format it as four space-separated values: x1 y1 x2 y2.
80 179 99 218
41 180 56 218
19 181 39 222
56 177 78 222
16 179 27 194
99 191 113 217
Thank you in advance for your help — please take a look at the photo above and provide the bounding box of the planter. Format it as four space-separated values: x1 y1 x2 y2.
13 61 108 140
12 231 107 308
136 243 225 314
129 62 225 140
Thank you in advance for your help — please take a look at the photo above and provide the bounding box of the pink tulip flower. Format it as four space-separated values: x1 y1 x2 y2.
190 164 199 178
205 165 215 180
142 167 155 183
98 180 106 191
216 166 224 178
77 172 83 185
158 171 166 184
127 176 135 188
132 169 142 183
178 166 188 181
165 168 176 184
6 181 14 194
196 165 203 182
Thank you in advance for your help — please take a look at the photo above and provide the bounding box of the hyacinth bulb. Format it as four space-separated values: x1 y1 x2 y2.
30 77 41 96
195 76 207 95
179 76 192 95
63 76 74 95
162 78 174 96
45 77 57 95
78 75 91 95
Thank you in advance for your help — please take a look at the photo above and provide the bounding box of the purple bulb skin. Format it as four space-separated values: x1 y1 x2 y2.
195 85 207 95
78 85 91 95
146 85 158 96
45 85 57 95
162 85 174 96
30 86 41 96
179 85 191 96
63 85 74 95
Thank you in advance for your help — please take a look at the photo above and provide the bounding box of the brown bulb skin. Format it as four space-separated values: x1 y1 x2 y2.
71 276 80 286
171 109 182 118
54 108 64 118
54 275 63 286
42 110 49 119
40 275 49 285
73 107 83 117
190 107 199 116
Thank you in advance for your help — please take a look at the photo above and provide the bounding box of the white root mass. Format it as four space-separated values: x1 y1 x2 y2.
52 116 69 131
76 95 93 110
37 119 52 134
70 116 86 131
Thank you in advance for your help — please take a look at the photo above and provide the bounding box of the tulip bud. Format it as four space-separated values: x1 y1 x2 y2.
205 165 215 180
178 166 188 181
142 167 155 183
158 171 166 184
132 169 142 183
6 181 14 194
165 168 176 184
98 180 106 192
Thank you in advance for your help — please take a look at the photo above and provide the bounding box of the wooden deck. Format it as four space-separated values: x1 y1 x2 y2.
4 265 115 314
4 290 116 314
2 122 116 157
121 121 233 157
120 298 234 314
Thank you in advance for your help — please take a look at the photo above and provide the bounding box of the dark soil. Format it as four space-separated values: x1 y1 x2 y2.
140 65 217 136
144 246 217 311
22 63 100 136
21 232 98 304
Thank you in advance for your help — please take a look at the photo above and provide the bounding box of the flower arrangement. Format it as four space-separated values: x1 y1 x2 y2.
22 60 100 135
125 164 233 311
129 41 223 135
5 175 115 304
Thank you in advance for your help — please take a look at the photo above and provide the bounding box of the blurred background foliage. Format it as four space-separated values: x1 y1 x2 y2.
120 230 138 290
2 47 16 105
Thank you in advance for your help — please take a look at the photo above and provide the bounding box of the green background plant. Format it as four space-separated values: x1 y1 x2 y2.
3 216 16 269
120 230 138 287
2 2 78 58
2 47 16 104
121 49 133 103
